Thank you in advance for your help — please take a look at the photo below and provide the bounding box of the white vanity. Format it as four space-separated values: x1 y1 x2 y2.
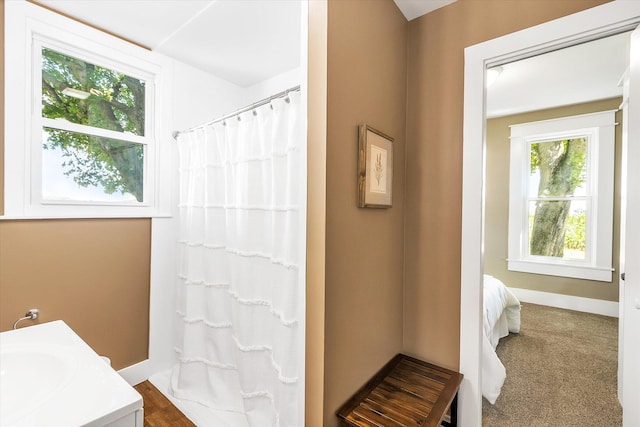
0 320 143 427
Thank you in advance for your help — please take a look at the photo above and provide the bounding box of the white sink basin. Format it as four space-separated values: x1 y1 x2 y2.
0 321 142 427
1 343 78 425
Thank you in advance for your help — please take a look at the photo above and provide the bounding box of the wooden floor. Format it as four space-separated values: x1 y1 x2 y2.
134 381 196 427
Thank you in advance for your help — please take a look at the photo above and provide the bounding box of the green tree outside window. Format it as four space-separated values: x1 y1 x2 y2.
41 48 146 201
529 138 588 259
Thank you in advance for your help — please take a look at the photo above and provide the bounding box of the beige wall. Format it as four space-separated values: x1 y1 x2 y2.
403 0 611 370
485 98 622 302
0 1 151 371
323 0 407 425
305 0 327 425
0 219 151 370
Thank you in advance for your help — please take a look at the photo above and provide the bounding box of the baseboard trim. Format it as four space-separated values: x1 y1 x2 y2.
508 287 619 318
118 359 151 386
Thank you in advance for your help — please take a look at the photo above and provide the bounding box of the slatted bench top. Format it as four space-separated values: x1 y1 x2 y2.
336 354 463 427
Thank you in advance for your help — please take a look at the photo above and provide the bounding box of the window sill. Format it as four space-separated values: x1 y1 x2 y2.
507 259 613 282
0 208 173 220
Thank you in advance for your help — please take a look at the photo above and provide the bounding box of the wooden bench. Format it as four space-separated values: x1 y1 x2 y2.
336 354 463 427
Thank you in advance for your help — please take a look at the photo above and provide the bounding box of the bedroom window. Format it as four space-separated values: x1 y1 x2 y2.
507 111 616 282
4 1 172 218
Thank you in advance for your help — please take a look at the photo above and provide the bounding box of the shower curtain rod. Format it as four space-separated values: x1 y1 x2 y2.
172 85 301 140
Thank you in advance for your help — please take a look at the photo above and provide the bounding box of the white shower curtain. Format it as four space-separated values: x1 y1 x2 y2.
172 91 303 427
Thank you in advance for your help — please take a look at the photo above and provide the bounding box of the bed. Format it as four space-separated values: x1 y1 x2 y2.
482 274 521 404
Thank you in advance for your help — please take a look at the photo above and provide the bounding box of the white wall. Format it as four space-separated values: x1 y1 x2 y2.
242 67 302 105
172 61 247 131
173 61 301 132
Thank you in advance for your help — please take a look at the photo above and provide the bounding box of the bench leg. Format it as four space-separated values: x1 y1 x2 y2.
450 393 458 427
440 393 458 427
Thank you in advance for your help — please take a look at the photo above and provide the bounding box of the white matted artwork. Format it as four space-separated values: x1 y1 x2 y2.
358 124 393 208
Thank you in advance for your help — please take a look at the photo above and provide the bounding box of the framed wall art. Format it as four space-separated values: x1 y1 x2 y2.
358 124 393 208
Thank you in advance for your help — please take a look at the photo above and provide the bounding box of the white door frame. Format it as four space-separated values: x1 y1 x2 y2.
460 2 640 425
619 24 640 426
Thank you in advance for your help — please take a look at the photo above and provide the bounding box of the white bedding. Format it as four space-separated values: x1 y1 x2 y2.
482 274 521 404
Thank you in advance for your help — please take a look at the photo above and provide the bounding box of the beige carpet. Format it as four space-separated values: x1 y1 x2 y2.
482 303 621 427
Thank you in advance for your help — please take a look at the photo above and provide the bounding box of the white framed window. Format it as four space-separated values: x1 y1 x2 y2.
4 1 173 218
507 111 616 282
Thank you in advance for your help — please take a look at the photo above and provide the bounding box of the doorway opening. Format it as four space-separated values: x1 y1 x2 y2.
460 2 640 425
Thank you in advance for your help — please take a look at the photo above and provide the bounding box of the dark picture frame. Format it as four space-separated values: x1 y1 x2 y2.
358 124 393 208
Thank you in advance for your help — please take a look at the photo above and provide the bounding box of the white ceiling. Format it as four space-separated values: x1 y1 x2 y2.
393 0 457 21
33 0 455 87
32 0 626 115
487 32 630 118
35 0 302 87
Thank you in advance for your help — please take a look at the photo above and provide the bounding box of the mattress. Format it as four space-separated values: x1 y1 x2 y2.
482 274 521 404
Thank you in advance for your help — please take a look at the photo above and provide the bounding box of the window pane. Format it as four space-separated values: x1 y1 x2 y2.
529 138 588 197
42 128 143 203
528 200 586 260
41 48 146 136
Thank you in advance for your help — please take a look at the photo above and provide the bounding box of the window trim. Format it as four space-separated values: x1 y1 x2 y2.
4 0 173 218
507 110 616 282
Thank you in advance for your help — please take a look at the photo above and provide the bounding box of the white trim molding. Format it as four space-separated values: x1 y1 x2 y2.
509 287 619 318
4 0 174 219
117 359 151 387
